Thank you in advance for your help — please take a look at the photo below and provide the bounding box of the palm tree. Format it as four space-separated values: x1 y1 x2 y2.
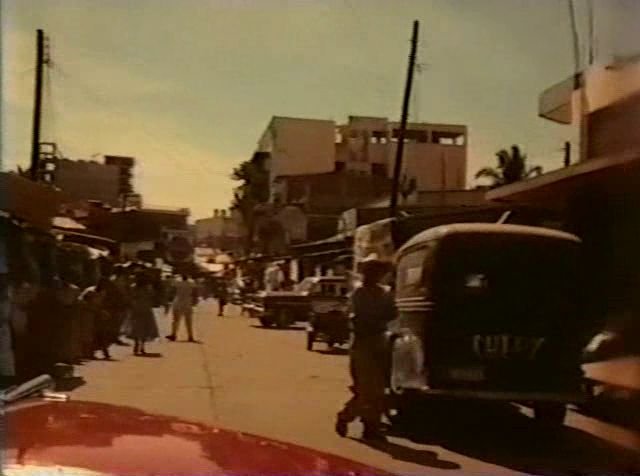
230 152 270 252
475 145 543 188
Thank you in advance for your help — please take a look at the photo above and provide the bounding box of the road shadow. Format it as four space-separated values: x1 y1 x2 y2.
388 400 640 475
135 352 163 358
350 437 460 470
576 383 640 432
250 325 307 331
316 347 349 356
54 376 86 392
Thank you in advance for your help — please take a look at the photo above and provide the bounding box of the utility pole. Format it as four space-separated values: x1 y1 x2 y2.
587 0 595 66
30 29 46 181
563 141 571 167
389 20 419 218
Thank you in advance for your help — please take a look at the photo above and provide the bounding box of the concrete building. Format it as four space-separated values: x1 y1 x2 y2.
104 155 135 197
249 115 467 252
86 206 190 262
538 55 640 162
38 154 138 207
51 159 121 205
194 209 245 251
256 115 467 201
488 56 640 352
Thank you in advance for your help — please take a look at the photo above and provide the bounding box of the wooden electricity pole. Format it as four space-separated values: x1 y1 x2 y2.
564 141 571 167
30 29 46 181
389 20 419 218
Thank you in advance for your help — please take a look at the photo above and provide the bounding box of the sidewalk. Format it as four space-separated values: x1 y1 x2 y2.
68 304 220 424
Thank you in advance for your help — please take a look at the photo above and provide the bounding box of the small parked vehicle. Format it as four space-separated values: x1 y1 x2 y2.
246 277 319 328
249 276 350 329
305 277 350 351
388 223 589 427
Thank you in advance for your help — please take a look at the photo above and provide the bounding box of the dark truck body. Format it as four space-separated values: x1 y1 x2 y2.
389 223 588 426
247 277 347 329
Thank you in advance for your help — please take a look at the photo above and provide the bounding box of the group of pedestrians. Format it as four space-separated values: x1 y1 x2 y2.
77 265 162 359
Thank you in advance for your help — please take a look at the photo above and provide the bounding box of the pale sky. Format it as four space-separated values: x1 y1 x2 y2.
2 0 639 219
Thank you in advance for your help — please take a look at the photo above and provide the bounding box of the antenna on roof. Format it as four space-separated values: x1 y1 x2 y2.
497 210 512 224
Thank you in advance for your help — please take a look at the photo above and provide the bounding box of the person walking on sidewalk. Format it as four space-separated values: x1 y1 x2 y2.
335 254 395 441
126 272 160 356
213 275 228 317
166 274 197 342
79 279 112 360
105 267 132 347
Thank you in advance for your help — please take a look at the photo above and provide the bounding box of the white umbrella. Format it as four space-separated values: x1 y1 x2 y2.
214 253 232 265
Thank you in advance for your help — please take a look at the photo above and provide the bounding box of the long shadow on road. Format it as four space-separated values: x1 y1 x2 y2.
351 437 461 470
249 325 307 331
387 401 640 475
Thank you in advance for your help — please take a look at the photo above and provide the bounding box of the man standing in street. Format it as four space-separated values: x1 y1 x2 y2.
213 275 228 317
166 274 197 342
335 254 395 441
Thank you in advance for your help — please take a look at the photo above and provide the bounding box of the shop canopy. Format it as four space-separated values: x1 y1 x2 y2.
486 151 640 208
53 216 86 230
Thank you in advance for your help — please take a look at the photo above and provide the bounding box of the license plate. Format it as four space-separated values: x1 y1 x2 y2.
448 366 485 382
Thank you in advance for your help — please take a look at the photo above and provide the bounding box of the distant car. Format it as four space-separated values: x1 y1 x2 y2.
3 377 392 476
250 276 348 329
306 279 350 351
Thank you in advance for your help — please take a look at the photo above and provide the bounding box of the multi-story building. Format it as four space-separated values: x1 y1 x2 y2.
50 158 121 205
104 155 136 198
194 209 245 251
250 115 467 248
37 154 138 207
256 115 468 202
86 205 191 262
488 55 640 351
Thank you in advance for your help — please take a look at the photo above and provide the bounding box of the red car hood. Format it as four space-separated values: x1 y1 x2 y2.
3 400 391 476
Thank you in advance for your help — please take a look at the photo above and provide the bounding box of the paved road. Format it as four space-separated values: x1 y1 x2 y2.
70 301 640 475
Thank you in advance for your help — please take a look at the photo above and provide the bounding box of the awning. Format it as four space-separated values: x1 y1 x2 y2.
53 216 86 230
56 229 119 253
290 233 350 250
298 248 352 259
87 246 110 259
486 151 640 207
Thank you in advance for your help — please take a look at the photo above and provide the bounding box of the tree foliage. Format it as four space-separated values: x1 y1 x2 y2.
475 145 543 188
230 153 270 251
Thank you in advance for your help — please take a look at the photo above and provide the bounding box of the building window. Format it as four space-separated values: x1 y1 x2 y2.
371 163 387 177
432 131 465 146
334 161 346 172
371 131 388 144
335 128 343 144
392 129 428 143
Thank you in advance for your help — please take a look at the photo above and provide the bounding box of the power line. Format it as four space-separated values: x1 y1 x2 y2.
587 0 595 66
50 63 232 179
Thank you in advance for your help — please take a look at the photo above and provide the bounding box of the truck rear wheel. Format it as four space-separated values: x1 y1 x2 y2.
387 392 423 428
259 316 272 328
275 310 293 328
306 331 315 351
533 403 567 427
